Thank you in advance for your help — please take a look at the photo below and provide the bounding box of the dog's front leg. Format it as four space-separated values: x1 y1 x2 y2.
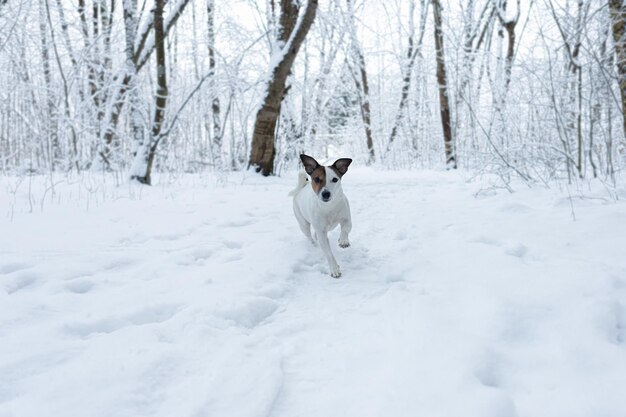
338 217 351 248
316 229 341 278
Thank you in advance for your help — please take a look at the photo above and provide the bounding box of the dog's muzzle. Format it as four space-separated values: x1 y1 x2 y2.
321 190 331 202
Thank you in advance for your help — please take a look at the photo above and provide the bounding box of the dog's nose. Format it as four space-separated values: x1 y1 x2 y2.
321 190 331 200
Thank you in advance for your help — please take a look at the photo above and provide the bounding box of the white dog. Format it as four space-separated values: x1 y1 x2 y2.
290 154 353 278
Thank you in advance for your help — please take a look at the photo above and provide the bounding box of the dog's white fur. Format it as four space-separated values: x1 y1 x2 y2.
290 155 352 278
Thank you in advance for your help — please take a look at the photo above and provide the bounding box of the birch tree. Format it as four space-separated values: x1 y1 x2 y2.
130 0 168 185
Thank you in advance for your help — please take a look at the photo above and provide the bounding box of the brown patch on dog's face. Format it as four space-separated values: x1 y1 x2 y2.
300 154 326 195
309 166 326 194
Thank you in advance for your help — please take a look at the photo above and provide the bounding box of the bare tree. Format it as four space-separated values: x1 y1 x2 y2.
38 0 59 169
207 0 222 169
0 0 623 183
609 0 626 140
302 0 346 153
100 0 190 167
248 0 318 176
432 0 456 168
130 0 169 185
455 0 494 154
548 0 588 177
495 0 521 93
387 0 428 153
490 0 520 132
345 0 375 164
123 0 146 177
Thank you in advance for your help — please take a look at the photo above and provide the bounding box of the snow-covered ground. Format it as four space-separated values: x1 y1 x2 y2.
2 169 626 417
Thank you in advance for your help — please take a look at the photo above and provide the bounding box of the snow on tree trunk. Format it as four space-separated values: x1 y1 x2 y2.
248 0 318 176
99 0 190 170
123 0 147 181
131 0 168 185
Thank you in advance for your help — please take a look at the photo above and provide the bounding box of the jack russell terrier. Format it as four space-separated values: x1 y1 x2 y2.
290 154 353 278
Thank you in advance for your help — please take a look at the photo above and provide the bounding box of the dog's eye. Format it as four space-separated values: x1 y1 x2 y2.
314 177 321 184
332 178 338 183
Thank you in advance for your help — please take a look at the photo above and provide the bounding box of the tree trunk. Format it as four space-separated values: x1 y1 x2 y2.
387 0 428 153
432 0 456 168
38 0 59 170
131 0 168 185
248 0 318 176
548 0 587 177
207 0 222 169
455 2 494 161
346 0 375 164
99 0 190 168
609 0 626 140
123 0 146 180
359 65 375 164
494 0 520 99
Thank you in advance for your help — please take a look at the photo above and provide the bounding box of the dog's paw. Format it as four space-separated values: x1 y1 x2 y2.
330 269 342 278
338 239 350 248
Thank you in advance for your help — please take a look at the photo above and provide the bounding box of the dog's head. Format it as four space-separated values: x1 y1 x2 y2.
300 154 352 203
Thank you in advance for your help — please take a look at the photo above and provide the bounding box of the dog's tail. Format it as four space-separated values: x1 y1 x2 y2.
288 171 308 197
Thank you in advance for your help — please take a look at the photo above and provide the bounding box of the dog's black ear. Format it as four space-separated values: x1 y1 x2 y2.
332 158 352 177
300 154 320 175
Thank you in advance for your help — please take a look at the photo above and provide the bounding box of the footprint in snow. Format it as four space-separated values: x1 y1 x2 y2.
394 230 408 240
65 279 94 294
472 237 529 259
474 351 502 389
471 236 501 246
174 247 214 266
257 283 288 300
222 240 243 250
153 233 185 241
385 272 405 283
5 272 39 294
191 247 213 260
499 203 532 214
611 276 626 291
103 257 138 271
216 240 244 264
605 300 626 345
65 304 181 338
215 297 279 329
0 261 33 274
219 218 256 228
503 243 528 258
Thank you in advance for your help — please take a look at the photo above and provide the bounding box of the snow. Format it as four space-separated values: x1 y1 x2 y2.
1 169 626 417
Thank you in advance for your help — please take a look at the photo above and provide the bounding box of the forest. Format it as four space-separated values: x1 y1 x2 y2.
0 0 624 187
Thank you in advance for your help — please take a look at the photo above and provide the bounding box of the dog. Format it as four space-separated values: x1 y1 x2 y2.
289 154 352 278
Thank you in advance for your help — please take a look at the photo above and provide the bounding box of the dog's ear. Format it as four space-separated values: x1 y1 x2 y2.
332 158 352 177
300 154 320 175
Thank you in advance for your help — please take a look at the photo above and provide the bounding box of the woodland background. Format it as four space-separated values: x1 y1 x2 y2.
0 0 625 187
